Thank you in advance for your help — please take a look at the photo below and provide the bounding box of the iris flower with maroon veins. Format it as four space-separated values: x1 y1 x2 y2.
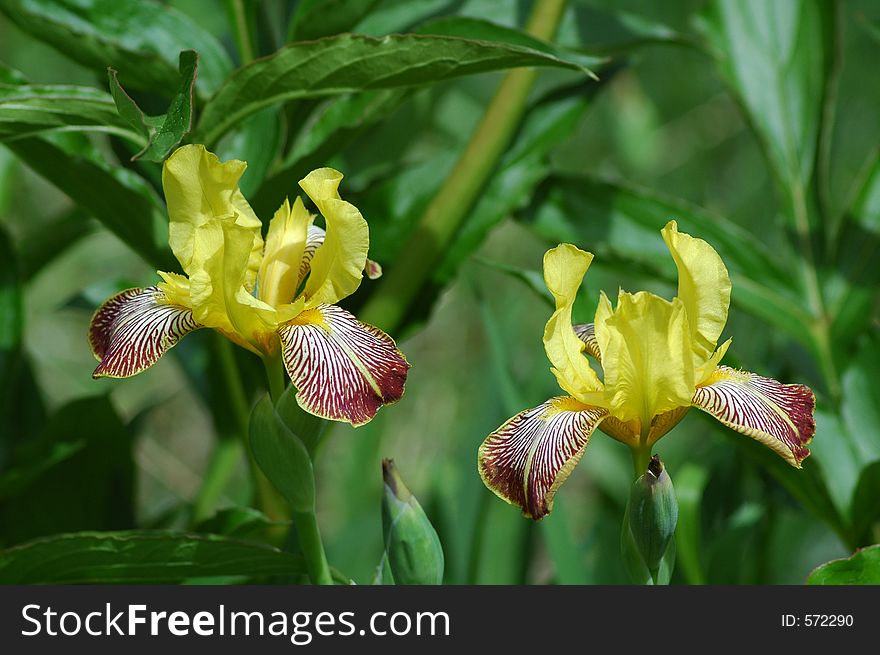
89 145 409 426
479 221 815 520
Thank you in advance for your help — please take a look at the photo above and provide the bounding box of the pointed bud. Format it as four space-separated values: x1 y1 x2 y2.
626 455 678 581
381 459 444 585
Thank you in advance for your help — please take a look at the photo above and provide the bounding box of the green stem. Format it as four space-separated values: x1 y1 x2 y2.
358 0 570 331
227 0 255 64
263 354 286 404
291 510 333 585
631 444 652 479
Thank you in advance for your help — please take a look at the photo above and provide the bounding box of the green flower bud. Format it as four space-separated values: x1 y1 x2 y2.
381 459 444 585
626 454 678 581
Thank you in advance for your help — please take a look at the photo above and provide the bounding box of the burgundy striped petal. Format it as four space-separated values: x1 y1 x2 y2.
278 304 409 426
693 366 815 466
89 287 201 379
573 323 602 362
479 397 608 520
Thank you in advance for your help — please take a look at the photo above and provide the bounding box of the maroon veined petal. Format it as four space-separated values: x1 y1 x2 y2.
89 287 202 379
479 397 608 520
692 365 815 467
573 323 602 362
278 304 410 427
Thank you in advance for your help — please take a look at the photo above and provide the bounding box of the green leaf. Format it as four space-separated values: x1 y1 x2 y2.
108 50 197 162
694 0 833 226
0 226 23 437
4 133 173 270
215 106 282 197
274 384 326 459
193 507 287 542
540 496 589 584
850 461 880 545
808 544 880 584
0 0 232 96
288 0 383 41
0 396 133 546
0 83 141 144
195 32 596 145
0 62 28 85
415 16 604 75
17 207 95 281
435 93 590 281
839 338 880 464
248 393 314 512
0 531 308 583
523 174 814 350
674 463 709 585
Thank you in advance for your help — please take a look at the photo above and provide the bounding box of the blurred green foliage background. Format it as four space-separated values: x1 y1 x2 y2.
0 0 878 584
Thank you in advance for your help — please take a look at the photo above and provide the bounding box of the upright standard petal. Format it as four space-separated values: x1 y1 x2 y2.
595 290 695 431
298 168 369 307
258 197 313 307
479 397 607 520
299 224 383 285
661 220 731 367
692 366 815 467
89 287 201 378
278 304 409 426
189 219 279 353
542 244 604 403
162 145 264 289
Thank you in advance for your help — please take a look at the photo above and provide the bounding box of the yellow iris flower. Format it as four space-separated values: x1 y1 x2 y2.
479 221 815 519
89 145 409 426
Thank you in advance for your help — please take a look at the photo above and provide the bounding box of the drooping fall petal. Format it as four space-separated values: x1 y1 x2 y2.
89 287 201 378
298 168 369 307
542 244 604 404
661 220 731 368
278 304 409 426
479 397 607 520
162 144 264 290
692 365 815 467
595 290 695 430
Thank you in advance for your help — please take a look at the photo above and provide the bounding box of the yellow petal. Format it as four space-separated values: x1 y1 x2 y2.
298 168 369 307
156 270 192 308
661 220 731 368
188 218 278 354
541 244 604 403
695 337 732 385
162 144 264 290
258 197 314 308
595 290 695 430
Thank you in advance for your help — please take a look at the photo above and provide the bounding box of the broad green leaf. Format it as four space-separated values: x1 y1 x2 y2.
0 62 28 85
108 50 197 162
288 0 383 41
215 106 282 197
522 174 814 350
415 16 604 75
193 507 287 541
0 83 142 144
194 32 596 145
694 0 833 227
435 93 590 281
17 207 95 280
0 0 232 96
274 384 326 459
809 409 861 523
850 461 880 546
839 339 880 464
674 463 709 585
807 544 880 584
4 133 173 270
0 226 23 439
0 531 307 583
565 4 691 54
252 90 408 216
540 496 589 584
0 396 133 546
249 393 314 512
